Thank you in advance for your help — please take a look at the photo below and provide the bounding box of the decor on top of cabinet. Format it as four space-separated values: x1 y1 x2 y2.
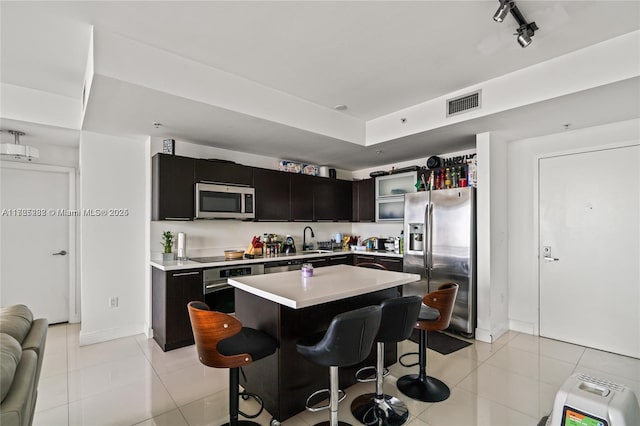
278 160 319 176
162 139 175 155
161 231 175 261
278 160 302 173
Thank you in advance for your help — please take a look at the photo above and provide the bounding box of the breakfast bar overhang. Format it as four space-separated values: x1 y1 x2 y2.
229 264 420 423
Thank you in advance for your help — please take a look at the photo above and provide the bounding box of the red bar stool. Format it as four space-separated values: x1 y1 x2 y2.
396 283 458 403
188 301 276 426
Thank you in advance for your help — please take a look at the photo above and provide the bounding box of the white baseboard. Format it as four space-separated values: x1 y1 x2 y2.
475 322 510 344
475 328 493 343
509 319 536 335
79 322 146 346
145 323 153 339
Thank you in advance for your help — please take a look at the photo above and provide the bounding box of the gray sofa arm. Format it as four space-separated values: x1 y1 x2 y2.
0 350 37 426
20 319 48 387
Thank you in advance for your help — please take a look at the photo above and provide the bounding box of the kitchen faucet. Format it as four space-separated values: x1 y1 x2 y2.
303 226 315 251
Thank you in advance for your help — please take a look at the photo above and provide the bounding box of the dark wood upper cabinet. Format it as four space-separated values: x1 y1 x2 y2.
253 168 291 221
314 178 353 221
291 175 352 222
152 153 195 221
352 178 375 222
290 173 315 221
152 153 354 222
195 159 253 185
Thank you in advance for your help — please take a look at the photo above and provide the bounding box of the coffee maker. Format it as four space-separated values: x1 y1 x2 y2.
282 235 296 254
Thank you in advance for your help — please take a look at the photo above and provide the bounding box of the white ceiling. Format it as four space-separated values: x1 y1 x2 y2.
1 1 639 170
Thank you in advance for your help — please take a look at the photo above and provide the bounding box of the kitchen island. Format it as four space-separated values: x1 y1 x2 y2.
229 264 420 423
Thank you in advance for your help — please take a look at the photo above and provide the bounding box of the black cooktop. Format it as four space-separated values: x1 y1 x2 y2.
190 256 228 263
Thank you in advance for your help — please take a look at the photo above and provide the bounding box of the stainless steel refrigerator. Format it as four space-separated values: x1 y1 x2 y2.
403 187 476 337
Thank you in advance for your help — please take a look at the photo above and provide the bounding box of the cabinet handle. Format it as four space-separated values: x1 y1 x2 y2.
164 217 192 221
330 256 348 261
171 271 200 277
382 258 401 263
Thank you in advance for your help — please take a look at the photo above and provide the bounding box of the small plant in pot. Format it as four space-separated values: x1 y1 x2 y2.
161 231 175 261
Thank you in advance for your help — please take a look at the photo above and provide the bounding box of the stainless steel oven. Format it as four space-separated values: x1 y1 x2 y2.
203 264 264 313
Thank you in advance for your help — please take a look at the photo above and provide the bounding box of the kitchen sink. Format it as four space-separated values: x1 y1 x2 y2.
300 250 333 254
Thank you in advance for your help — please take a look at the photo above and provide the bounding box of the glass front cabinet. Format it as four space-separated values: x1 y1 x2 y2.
375 171 418 222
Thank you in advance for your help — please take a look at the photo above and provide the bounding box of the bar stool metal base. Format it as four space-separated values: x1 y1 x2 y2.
222 421 262 426
311 422 352 426
351 393 409 426
396 374 450 403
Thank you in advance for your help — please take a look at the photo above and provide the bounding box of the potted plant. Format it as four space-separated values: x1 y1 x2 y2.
161 231 175 261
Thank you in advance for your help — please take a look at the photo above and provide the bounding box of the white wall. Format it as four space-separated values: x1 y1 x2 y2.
507 119 640 335
79 131 148 345
475 132 509 343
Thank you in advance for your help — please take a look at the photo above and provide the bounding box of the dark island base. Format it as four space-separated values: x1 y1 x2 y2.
234 286 402 423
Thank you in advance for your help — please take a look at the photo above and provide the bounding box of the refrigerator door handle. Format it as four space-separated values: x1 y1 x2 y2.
428 202 434 276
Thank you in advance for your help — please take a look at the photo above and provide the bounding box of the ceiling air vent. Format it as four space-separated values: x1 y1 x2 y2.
446 90 481 117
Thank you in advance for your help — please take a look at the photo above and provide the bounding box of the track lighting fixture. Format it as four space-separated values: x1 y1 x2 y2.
492 0 539 48
493 0 513 23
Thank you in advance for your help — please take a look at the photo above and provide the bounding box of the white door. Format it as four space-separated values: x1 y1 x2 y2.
539 144 640 358
1 164 71 323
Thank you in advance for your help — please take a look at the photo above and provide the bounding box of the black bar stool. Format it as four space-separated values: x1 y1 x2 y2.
296 305 382 426
396 283 458 403
188 301 276 426
350 295 422 426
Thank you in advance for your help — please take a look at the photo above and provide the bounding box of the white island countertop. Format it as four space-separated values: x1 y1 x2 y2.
228 264 420 309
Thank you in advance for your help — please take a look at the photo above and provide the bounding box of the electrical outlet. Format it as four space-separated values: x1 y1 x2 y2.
109 296 118 308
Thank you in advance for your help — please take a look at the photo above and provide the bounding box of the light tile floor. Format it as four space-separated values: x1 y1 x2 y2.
33 324 640 426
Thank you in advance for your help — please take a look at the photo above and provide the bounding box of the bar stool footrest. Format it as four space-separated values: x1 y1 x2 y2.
238 391 264 419
355 365 390 383
398 352 419 368
305 388 346 412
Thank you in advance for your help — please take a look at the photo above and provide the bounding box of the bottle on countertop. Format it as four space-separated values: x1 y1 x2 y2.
444 168 452 189
399 231 404 254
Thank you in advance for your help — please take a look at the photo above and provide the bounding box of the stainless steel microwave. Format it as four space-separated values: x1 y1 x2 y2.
195 183 255 220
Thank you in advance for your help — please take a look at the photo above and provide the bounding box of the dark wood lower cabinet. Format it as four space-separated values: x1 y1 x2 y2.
354 254 403 271
152 267 203 351
235 286 401 423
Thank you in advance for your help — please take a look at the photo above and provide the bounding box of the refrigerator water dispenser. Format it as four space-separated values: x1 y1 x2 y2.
408 223 424 252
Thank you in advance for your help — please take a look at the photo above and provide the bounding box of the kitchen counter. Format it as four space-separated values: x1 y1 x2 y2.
150 249 402 271
228 264 419 309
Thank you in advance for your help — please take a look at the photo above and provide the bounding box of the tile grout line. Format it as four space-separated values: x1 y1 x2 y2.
130 336 187 426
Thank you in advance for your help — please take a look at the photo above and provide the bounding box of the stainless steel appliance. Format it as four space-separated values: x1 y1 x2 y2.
202 263 264 313
264 259 304 274
195 182 255 220
403 187 476 337
282 235 296 254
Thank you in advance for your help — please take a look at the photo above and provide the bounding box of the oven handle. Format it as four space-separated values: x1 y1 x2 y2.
204 282 232 293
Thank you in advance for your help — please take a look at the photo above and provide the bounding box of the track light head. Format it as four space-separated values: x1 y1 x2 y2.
515 22 539 48
493 0 513 23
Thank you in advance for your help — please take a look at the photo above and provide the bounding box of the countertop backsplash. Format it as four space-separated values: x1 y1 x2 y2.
150 220 353 260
